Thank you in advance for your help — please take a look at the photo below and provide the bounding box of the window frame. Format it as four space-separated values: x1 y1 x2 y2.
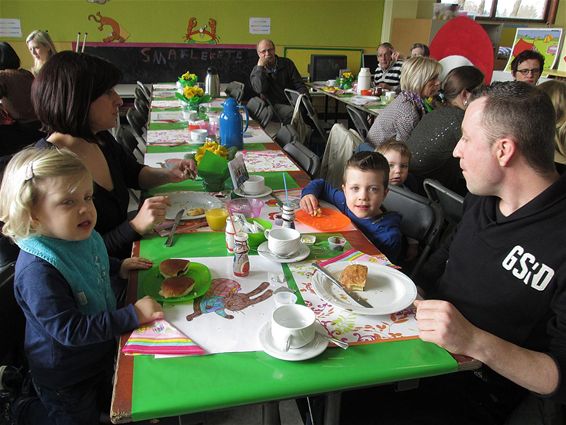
437 0 559 24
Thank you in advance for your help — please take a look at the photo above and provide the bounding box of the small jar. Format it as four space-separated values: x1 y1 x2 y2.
281 204 295 229
233 232 250 277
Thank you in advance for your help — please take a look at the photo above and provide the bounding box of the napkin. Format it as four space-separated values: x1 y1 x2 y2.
122 319 205 356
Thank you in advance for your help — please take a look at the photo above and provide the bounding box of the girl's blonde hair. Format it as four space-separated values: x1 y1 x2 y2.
400 56 442 95
26 30 57 75
0 148 90 241
538 80 566 162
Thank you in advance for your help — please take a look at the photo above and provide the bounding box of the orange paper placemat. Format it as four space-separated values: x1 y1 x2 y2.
295 207 352 232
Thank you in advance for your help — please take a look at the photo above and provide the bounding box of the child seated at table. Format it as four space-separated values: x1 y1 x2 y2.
377 140 420 261
377 139 419 192
300 151 402 262
0 148 164 424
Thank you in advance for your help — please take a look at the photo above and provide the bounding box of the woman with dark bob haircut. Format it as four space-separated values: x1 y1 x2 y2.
0 42 43 156
32 51 197 258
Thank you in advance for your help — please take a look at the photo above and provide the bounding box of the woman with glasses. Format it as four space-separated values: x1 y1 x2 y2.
511 50 544 85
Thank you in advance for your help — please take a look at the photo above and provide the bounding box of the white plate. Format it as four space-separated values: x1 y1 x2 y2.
258 321 327 361
312 261 417 315
257 242 310 264
233 186 273 198
161 192 223 220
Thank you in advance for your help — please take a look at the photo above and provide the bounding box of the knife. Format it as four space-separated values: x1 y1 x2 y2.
165 209 185 247
312 263 373 309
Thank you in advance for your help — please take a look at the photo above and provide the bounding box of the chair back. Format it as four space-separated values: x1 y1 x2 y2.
274 124 300 147
247 96 274 129
0 260 26 366
423 178 464 225
283 141 320 178
134 97 149 121
136 81 151 101
382 185 444 277
225 81 245 103
346 105 370 139
126 108 147 144
285 89 327 144
116 126 143 159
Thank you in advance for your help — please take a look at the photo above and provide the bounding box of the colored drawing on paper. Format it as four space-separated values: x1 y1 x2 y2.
186 279 272 321
88 12 129 42
505 28 563 72
184 17 220 44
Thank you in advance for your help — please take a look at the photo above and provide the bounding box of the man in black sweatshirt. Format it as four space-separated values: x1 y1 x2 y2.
412 81 566 424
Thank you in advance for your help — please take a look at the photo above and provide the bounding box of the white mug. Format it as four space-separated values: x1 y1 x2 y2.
264 228 301 256
271 304 315 351
242 175 266 195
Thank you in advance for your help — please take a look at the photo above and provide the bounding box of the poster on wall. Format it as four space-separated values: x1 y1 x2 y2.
249 17 270 35
505 28 563 73
0 19 22 38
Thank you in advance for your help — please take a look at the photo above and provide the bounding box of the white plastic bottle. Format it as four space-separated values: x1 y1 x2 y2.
357 68 371 94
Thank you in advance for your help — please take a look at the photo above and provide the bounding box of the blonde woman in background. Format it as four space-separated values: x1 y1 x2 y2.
538 80 566 174
362 56 442 150
26 30 57 76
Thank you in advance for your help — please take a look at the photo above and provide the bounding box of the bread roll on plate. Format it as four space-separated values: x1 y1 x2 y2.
159 259 190 278
159 276 196 298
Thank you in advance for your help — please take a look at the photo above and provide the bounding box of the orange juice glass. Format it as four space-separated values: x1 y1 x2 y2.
205 208 228 231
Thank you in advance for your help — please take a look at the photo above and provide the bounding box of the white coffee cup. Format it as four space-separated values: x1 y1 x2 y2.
271 304 315 351
264 228 301 256
242 175 266 195
191 129 208 143
384 91 396 102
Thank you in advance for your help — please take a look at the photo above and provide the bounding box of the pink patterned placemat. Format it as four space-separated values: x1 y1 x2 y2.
288 251 418 346
243 150 300 172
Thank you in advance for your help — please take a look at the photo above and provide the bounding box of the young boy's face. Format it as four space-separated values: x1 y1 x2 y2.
342 167 388 219
383 150 409 186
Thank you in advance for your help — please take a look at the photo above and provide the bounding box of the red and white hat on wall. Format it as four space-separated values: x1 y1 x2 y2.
430 16 495 83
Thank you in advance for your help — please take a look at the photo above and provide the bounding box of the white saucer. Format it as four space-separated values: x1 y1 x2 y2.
233 186 273 198
258 321 328 361
257 241 310 264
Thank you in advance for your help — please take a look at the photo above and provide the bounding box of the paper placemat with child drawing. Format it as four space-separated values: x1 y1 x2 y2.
147 129 191 145
162 256 288 354
153 83 177 90
243 150 300 173
151 110 183 123
286 250 418 346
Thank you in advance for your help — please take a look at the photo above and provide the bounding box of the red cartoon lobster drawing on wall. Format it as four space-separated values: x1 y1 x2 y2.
184 17 219 44
88 12 129 42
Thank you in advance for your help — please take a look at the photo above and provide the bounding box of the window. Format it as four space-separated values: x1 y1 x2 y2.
439 0 558 23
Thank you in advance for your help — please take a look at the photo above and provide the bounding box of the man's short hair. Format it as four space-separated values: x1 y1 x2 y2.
32 51 122 142
511 50 545 73
471 81 556 174
256 39 275 51
343 151 390 189
377 42 394 52
377 139 412 162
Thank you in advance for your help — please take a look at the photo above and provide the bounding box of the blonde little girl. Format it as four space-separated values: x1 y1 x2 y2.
0 147 163 424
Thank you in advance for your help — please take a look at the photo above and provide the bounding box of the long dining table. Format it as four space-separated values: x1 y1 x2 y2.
110 84 476 424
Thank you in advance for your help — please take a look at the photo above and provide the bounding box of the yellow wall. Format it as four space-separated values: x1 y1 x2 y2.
1 0 385 78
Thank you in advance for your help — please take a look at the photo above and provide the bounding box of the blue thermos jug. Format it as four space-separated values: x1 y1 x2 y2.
219 97 249 150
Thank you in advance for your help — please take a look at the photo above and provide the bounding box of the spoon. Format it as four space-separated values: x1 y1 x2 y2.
316 327 349 350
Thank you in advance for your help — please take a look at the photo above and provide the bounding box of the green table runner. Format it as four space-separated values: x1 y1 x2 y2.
147 171 300 195
131 231 457 421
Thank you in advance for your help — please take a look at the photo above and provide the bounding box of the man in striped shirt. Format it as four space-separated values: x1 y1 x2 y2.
374 42 403 90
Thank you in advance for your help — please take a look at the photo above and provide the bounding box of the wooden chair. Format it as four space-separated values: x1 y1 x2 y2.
382 185 444 278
